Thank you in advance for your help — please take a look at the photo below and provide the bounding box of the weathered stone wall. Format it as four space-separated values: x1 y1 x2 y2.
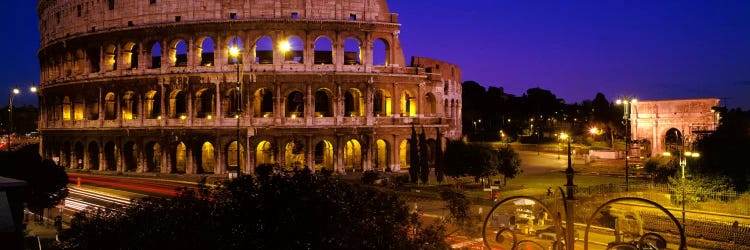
38 0 395 46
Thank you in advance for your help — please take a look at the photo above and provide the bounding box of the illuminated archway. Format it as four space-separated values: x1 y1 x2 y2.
373 89 392 116
200 142 216 173
195 88 216 118
254 88 274 117
105 92 116 120
145 90 161 119
664 128 683 152
284 140 305 170
344 88 363 117
399 139 411 169
344 139 362 172
255 141 275 166
173 142 187 173
375 139 389 171
170 39 188 66
314 140 334 171
145 142 162 172
122 92 137 120
227 141 246 169
169 90 187 118
400 90 416 117
62 96 71 120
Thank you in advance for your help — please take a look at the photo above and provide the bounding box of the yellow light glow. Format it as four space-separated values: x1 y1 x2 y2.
157 116 162 120
180 115 187 120
235 114 239 118
616 99 622 105
291 114 297 118
279 41 291 52
684 151 691 156
632 99 638 104
589 127 599 135
12 88 20 95
691 152 700 158
662 152 672 157
207 115 212 120
559 133 569 140
229 46 240 58
30 86 37 93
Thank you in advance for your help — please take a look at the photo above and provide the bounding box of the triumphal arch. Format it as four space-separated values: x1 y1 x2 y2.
36 0 462 175
631 98 720 157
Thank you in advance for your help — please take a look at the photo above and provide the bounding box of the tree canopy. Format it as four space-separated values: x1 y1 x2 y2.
55 171 449 250
695 108 750 191
0 144 68 212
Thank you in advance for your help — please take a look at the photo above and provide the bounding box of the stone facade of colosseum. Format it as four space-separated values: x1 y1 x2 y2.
37 0 462 175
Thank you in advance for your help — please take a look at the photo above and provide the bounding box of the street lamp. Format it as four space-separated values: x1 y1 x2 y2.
559 131 576 250
616 96 637 191
229 42 242 176
7 86 37 151
279 40 291 62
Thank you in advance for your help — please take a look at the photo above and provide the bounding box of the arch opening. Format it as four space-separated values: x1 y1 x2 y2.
343 38 361 65
313 37 333 64
255 36 274 64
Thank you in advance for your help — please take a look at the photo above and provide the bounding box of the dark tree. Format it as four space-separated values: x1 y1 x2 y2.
55 172 449 250
0 144 68 212
409 125 419 183
435 129 445 183
496 145 522 186
444 140 471 185
419 127 429 184
695 108 750 191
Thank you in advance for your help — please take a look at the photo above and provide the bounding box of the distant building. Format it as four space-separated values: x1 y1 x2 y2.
36 0 461 175
631 98 720 157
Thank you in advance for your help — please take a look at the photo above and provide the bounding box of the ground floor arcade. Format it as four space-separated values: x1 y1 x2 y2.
41 126 445 175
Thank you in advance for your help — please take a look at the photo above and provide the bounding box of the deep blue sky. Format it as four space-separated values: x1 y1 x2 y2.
2 1 749 109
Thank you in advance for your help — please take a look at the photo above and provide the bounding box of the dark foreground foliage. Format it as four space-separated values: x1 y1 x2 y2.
0 144 68 212
54 170 449 250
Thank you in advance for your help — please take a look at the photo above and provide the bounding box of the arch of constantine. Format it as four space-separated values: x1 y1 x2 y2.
36 0 462 175
631 98 720 157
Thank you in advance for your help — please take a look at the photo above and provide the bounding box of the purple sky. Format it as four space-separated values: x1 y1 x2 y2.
2 1 749 109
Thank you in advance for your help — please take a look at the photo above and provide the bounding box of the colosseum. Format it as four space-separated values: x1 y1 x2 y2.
36 0 462 176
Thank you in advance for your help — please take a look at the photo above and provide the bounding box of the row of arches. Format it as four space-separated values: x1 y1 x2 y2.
49 134 442 174
42 33 392 81
46 84 455 122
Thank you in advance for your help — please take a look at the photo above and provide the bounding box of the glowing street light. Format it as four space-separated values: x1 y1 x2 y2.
230 40 243 177
279 40 291 61
617 96 637 191
7 86 37 151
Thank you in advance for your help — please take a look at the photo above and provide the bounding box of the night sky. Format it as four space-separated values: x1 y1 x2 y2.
2 1 749 109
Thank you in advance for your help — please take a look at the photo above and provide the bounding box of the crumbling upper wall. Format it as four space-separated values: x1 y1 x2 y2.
38 0 397 46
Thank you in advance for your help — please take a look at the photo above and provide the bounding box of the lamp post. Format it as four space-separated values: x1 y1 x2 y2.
560 132 576 250
229 43 242 176
616 96 637 191
6 87 37 151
